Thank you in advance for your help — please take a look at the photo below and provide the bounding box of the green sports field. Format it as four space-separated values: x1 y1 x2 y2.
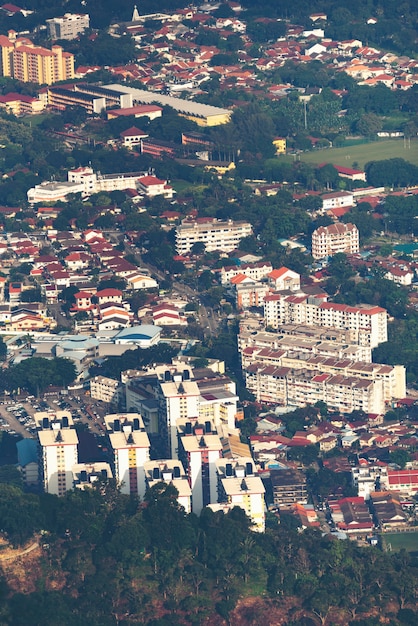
292 138 418 169
382 531 418 554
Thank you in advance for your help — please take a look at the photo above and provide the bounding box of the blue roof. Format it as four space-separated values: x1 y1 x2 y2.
115 325 161 340
16 439 38 467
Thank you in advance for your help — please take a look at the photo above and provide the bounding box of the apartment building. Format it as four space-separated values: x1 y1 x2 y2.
235 281 270 310
72 462 113 490
220 261 273 285
90 375 124 408
240 343 405 404
159 369 200 458
36 411 79 496
239 322 372 362
245 364 385 414
177 419 222 515
175 218 252 255
104 413 150 498
125 363 239 458
0 35 13 76
144 459 192 513
264 292 387 348
311 222 359 259
214 457 266 532
267 266 300 291
46 13 90 40
270 468 308 509
0 37 75 84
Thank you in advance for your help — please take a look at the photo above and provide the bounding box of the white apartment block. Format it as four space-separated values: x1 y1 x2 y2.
245 364 385 414
241 345 405 404
240 329 372 363
311 222 359 259
104 413 150 498
214 457 266 532
124 363 239 459
90 375 123 407
321 190 354 212
47 13 90 40
36 411 78 496
72 462 113 490
352 465 389 500
160 372 200 459
238 321 372 361
27 166 148 204
177 419 222 515
175 218 252 255
144 459 192 513
220 261 273 285
264 293 387 348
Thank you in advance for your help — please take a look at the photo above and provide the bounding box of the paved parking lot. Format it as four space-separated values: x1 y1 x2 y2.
0 393 109 440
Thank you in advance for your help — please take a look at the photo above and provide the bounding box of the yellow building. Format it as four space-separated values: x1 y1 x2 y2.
0 36 74 84
0 35 14 76
273 136 286 154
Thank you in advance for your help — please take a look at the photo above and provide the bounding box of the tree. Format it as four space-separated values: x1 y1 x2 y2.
0 336 6 361
355 113 383 138
315 163 339 189
7 357 77 396
389 449 411 469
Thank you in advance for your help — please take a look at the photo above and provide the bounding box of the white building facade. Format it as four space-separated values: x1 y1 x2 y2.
176 218 252 255
311 222 359 259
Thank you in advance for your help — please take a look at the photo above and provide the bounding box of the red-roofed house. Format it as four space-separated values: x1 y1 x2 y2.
96 288 123 304
267 266 300 291
137 175 174 198
152 303 187 326
119 126 148 149
73 290 95 311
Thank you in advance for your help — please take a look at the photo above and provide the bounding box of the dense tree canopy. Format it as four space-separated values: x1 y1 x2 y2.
0 476 416 624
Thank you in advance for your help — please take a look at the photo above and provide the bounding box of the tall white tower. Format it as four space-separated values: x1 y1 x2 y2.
36 411 78 496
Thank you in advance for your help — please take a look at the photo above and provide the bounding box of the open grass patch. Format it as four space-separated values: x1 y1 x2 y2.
297 138 418 169
382 531 418 554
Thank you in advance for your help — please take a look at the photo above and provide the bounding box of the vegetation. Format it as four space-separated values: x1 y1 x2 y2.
0 357 77 396
0 479 415 624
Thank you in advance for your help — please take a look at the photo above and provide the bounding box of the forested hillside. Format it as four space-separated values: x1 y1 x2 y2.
0 480 416 626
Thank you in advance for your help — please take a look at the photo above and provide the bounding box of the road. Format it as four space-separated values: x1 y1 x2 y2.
47 303 72 329
127 245 219 336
